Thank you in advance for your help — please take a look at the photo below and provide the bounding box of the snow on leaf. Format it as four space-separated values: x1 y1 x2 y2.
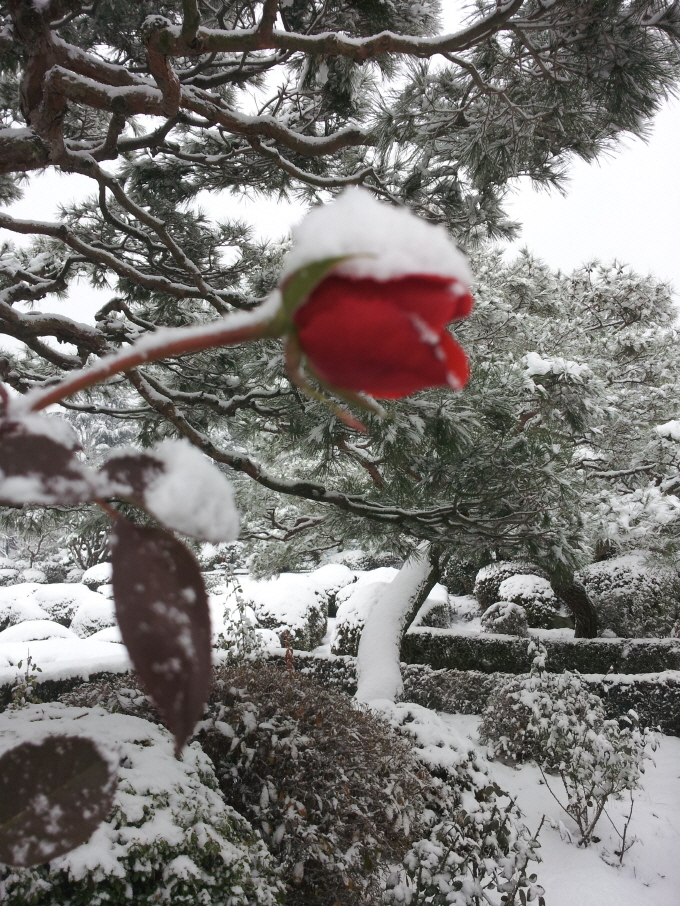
110 519 212 754
100 440 239 543
0 416 96 506
0 734 117 867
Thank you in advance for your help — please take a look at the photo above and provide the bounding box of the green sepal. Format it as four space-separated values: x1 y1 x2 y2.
278 256 354 323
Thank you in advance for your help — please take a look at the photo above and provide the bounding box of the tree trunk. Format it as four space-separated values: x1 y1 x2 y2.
355 544 441 704
553 578 599 638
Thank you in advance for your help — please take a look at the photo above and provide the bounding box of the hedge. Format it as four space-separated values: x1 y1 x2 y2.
268 652 680 737
2 648 678 737
401 627 680 675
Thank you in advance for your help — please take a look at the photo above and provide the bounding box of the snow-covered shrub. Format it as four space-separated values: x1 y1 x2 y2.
39 562 69 584
412 583 451 628
440 556 479 595
19 568 47 584
0 620 77 644
69 593 116 637
449 595 479 623
238 572 328 650
22 583 110 627
497 574 560 629
0 585 50 631
198 663 425 906
381 702 544 906
473 560 549 611
481 601 529 637
0 568 19 587
65 567 84 583
479 649 658 845
0 705 283 906
59 675 160 722
308 562 356 616
578 551 680 638
80 561 112 590
212 590 265 660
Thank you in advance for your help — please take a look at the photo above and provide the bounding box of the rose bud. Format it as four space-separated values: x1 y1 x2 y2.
281 188 474 400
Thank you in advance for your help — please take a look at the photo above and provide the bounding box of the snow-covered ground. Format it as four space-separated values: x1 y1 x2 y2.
447 713 680 906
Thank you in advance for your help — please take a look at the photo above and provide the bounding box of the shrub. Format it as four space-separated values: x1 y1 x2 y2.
80 562 112 591
411 583 451 629
382 701 545 906
0 568 19 587
69 594 116 637
497 575 560 629
238 573 329 650
473 561 549 611
0 705 283 906
479 647 658 846
198 663 426 906
481 601 529 637
0 585 50 631
59 675 161 722
578 551 680 638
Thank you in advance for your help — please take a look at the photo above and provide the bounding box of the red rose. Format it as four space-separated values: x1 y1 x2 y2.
291 273 473 399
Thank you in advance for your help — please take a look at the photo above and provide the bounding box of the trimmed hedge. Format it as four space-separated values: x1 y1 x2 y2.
2 648 679 738
401 627 680 674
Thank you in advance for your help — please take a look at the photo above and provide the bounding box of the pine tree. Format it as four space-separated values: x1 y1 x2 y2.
1 0 680 635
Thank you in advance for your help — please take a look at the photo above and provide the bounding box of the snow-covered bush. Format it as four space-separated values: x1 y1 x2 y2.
382 702 544 906
450 595 480 623
198 663 425 906
440 556 479 595
481 601 529 637
479 649 657 845
0 585 50 631
497 574 560 629
19 568 47 584
212 589 266 661
0 620 77 644
412 583 451 628
238 572 328 650
27 584 110 628
0 705 283 906
308 563 356 616
39 562 69 584
0 568 19 587
473 561 549 611
59 675 160 722
80 562 112 591
69 594 116 637
578 551 680 638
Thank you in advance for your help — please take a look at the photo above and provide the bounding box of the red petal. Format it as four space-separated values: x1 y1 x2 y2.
439 331 470 390
294 283 470 398
294 275 472 334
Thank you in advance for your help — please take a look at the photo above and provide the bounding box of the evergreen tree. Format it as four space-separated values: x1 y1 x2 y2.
1 0 679 633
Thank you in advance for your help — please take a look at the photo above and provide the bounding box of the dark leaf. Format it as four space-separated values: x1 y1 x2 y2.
0 735 117 867
111 519 212 754
0 417 95 506
98 451 164 504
